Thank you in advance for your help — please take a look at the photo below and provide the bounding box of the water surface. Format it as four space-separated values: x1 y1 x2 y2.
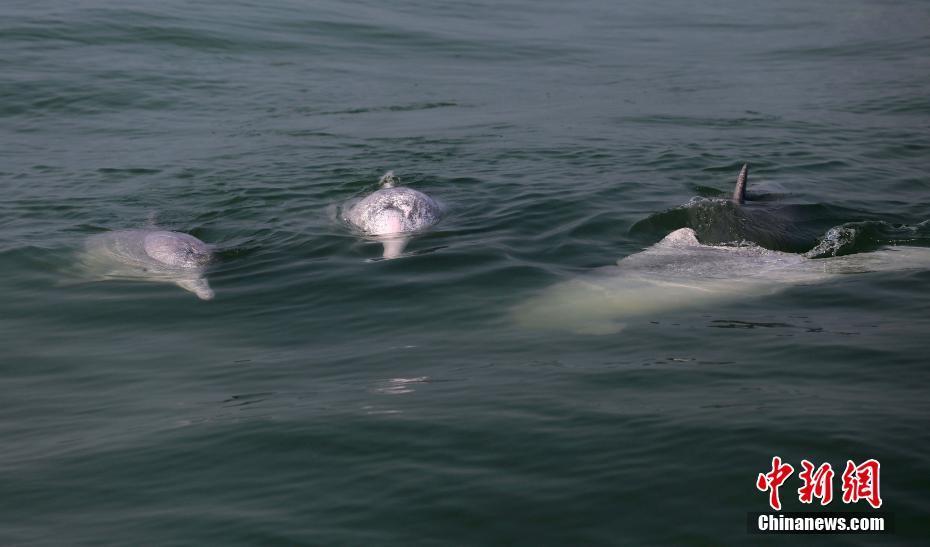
2 0 929 544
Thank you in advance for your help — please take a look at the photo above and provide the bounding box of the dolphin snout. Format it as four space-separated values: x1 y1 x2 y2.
196 287 215 300
380 236 409 259
175 278 214 300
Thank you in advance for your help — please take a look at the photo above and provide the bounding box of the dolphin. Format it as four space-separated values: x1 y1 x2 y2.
79 229 214 300
344 171 442 259
513 227 930 334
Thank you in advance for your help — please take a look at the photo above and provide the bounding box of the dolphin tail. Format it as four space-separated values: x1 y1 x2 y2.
732 163 749 204
379 171 398 188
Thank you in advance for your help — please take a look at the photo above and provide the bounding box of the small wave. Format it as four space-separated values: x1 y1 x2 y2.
804 220 930 258
319 102 460 116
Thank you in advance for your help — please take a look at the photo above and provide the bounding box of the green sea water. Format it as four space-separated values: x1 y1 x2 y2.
2 0 929 544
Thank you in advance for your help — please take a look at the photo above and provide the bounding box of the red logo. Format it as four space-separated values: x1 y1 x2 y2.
756 456 794 510
758 458 881 510
798 460 834 505
841 459 882 509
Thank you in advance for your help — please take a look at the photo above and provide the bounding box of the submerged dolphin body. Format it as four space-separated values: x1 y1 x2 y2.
344 172 442 259
513 227 930 334
79 230 214 300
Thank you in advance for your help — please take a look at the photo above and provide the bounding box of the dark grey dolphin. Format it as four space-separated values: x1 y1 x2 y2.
630 163 820 252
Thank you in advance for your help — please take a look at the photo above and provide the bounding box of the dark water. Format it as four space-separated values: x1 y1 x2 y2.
2 0 929 544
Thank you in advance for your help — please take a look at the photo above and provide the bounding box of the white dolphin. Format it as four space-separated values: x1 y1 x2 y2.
344 171 442 259
78 229 214 300
513 227 930 334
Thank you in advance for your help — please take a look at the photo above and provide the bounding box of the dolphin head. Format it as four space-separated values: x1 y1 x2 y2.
144 231 211 268
370 208 406 236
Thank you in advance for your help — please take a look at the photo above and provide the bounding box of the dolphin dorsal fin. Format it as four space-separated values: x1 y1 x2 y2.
732 163 749 204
